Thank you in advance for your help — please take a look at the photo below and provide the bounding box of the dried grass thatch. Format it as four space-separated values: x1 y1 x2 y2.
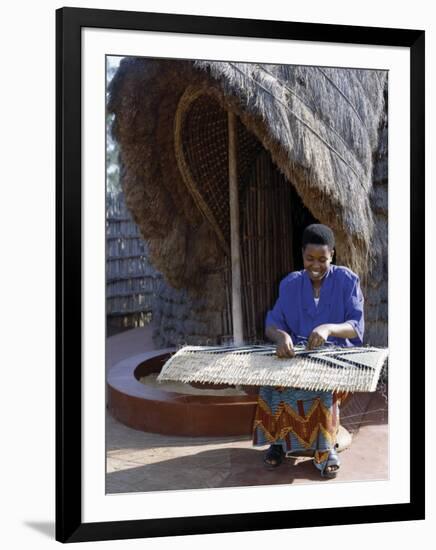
109 58 386 282
194 61 387 276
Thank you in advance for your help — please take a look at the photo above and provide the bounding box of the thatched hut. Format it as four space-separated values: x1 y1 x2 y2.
108 58 388 348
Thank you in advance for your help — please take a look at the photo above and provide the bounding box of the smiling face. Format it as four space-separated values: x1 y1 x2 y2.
302 244 334 283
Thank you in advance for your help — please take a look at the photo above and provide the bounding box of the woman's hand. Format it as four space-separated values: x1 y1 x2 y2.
307 324 331 350
276 332 295 358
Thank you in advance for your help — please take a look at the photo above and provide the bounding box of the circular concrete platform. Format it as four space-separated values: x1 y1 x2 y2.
107 349 258 437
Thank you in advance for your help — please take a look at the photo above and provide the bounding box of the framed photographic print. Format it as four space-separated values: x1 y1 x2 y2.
56 7 425 543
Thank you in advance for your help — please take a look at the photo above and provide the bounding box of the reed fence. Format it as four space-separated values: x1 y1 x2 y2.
106 192 163 327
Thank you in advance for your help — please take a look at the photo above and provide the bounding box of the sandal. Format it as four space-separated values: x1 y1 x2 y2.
313 448 340 478
263 444 285 469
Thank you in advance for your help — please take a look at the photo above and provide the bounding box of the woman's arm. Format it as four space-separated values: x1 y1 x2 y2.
326 322 357 339
307 272 365 349
266 325 296 358
306 322 357 350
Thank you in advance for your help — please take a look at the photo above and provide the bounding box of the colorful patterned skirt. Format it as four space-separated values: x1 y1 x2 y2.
252 386 347 464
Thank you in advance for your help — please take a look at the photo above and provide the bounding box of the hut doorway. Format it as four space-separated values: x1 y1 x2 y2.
239 148 317 342
175 89 317 343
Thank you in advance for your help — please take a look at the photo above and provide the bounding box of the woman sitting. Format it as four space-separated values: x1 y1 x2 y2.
252 224 364 478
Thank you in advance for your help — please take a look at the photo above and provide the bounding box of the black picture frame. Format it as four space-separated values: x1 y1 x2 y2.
56 7 425 543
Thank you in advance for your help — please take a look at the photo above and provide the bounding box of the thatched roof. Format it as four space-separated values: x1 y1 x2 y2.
108 58 387 288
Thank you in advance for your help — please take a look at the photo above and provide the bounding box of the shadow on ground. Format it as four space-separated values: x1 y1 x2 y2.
106 446 334 493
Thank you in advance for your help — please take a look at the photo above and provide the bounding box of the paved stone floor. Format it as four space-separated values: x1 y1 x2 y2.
106 326 389 494
106 403 389 493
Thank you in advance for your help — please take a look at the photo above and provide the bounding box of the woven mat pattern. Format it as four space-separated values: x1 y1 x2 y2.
157 345 389 393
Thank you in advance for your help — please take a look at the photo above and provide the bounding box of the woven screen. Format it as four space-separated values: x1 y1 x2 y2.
180 92 262 249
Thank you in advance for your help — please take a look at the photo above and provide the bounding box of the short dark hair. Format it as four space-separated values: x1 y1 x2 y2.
302 224 335 249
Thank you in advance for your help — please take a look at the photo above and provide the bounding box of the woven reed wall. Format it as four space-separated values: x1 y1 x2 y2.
151 275 232 348
240 150 294 341
364 85 388 348
106 192 164 327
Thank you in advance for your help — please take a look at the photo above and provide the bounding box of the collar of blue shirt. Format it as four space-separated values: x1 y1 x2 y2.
302 266 334 317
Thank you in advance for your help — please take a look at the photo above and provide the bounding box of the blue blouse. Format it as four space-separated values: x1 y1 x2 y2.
265 265 365 347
